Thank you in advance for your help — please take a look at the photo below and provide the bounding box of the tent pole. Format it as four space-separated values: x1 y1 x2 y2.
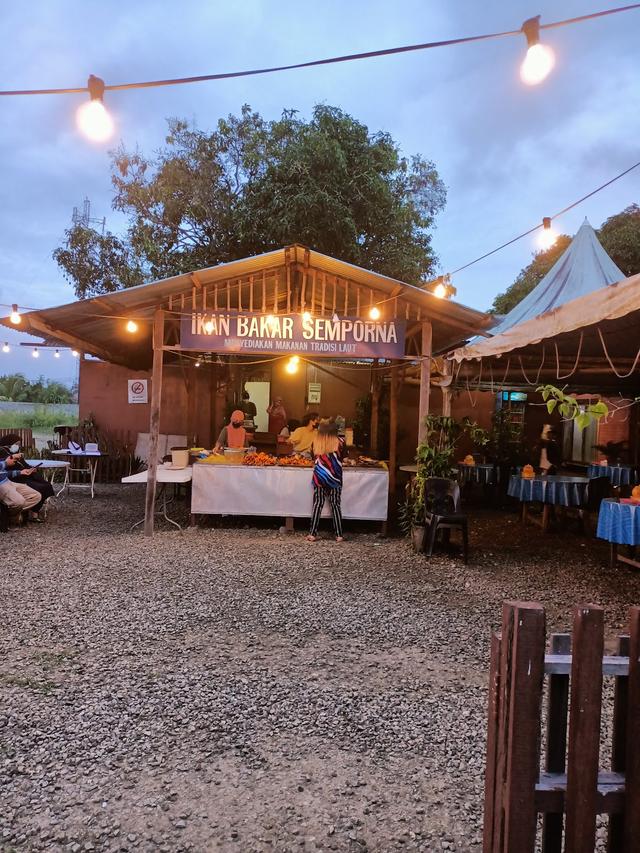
144 309 164 537
389 362 399 496
441 358 452 417
419 321 433 442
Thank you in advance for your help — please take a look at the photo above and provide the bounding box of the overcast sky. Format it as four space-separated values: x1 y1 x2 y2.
1 0 638 383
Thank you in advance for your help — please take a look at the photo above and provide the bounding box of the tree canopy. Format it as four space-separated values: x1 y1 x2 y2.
0 374 75 403
54 105 447 299
491 204 640 315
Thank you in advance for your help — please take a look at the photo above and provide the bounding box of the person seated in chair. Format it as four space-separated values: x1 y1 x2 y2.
0 436 54 521
0 456 42 523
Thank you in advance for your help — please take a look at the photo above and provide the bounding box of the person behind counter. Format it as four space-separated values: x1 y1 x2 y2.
537 423 562 475
289 412 320 454
213 410 248 453
308 418 345 543
241 390 257 430
267 396 287 435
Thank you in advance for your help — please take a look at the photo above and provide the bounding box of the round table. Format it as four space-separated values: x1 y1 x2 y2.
597 498 640 569
508 474 590 532
25 459 71 496
587 464 637 487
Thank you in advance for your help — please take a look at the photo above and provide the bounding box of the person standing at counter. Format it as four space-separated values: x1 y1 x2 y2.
308 419 345 543
213 410 248 453
241 390 257 430
267 396 287 435
289 412 320 454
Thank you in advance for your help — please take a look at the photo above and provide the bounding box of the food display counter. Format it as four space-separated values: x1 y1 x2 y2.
191 462 389 523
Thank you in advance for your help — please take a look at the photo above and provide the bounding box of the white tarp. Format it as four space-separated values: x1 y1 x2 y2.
451 271 640 363
191 464 389 521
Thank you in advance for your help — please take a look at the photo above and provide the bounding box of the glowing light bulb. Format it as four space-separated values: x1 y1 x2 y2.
285 358 299 374
32 347 39 359
434 283 447 299
520 17 555 86
2 342 9 353
290 355 300 365
538 217 557 251
54 349 60 358
302 311 312 323
126 320 138 333
369 306 381 321
72 350 79 358
195 360 201 368
76 75 114 142
204 320 214 334
266 314 276 326
10 304 20 324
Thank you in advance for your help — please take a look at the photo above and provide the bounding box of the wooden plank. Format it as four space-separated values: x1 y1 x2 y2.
608 635 630 852
370 366 381 457
286 264 291 314
300 270 307 311
343 279 349 315
238 278 243 311
544 654 628 676
542 634 571 853
261 272 266 312
483 631 502 853
418 322 432 444
321 273 327 316
565 604 604 853
536 771 625 814
249 275 254 312
624 607 640 851
274 271 279 313
500 601 546 853
356 286 360 318
332 277 337 315
214 284 218 310
226 280 231 311
311 270 316 314
144 309 164 537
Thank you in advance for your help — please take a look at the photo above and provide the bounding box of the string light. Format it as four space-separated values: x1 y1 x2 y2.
290 355 300 365
9 304 20 324
76 75 114 142
54 349 60 358
434 283 447 299
520 16 555 85
32 347 39 358
195 359 201 367
537 216 558 250
72 350 79 358
126 319 138 333
204 320 214 333
369 306 381 320
285 357 299 374
2 342 9 353
302 311 313 322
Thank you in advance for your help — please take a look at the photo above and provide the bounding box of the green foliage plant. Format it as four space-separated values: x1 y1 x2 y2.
538 385 608 431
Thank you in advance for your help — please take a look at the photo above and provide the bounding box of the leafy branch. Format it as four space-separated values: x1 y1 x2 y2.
537 385 608 431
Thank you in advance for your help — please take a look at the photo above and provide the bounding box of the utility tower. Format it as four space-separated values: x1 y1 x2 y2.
72 197 106 234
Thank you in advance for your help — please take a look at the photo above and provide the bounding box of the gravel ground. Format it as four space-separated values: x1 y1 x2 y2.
2 486 640 852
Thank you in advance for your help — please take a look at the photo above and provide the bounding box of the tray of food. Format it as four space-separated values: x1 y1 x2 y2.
243 452 278 467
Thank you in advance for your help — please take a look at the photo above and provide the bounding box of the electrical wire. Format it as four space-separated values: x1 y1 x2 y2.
0 5 638 97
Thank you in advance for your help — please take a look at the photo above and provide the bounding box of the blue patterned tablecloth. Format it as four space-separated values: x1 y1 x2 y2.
508 474 589 507
458 463 495 485
587 464 636 487
597 499 640 546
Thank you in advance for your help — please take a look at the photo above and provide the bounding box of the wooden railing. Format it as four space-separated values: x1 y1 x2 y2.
484 601 640 853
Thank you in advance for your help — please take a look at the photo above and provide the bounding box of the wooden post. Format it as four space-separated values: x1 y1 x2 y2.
370 364 382 456
565 604 604 853
388 362 399 496
482 631 502 853
441 357 452 418
187 362 197 446
144 309 164 537
419 321 432 444
608 634 629 852
624 606 640 851
542 633 572 853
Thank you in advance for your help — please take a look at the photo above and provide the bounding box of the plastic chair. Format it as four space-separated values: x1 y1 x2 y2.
424 477 468 563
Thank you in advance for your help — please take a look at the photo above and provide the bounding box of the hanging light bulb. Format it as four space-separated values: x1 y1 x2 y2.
290 355 300 365
76 75 114 142
204 320 214 334
520 17 555 85
32 347 39 359
434 283 447 299
537 216 557 250
126 319 138 333
2 342 9 353
302 311 312 323
71 350 79 358
54 349 60 358
285 357 299 375
266 314 276 326
9 304 21 324
369 306 381 321
195 359 201 368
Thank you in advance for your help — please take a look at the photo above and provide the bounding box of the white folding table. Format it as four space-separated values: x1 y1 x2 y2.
24 459 71 496
51 450 104 499
122 466 193 530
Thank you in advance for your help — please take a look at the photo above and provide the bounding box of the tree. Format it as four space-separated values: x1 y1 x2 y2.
491 204 640 315
0 374 74 403
53 105 446 298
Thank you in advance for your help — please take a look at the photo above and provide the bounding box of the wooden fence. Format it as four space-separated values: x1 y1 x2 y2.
484 601 640 853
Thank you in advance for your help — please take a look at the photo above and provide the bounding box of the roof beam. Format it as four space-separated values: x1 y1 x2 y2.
23 314 132 368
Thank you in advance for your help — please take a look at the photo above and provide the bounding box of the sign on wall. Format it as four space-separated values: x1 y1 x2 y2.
180 312 406 359
128 379 148 404
308 382 322 404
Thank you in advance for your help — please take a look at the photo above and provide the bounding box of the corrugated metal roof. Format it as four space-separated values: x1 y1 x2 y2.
1 245 490 367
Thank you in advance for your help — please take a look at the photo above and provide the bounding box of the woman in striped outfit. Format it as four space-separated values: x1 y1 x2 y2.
308 419 345 543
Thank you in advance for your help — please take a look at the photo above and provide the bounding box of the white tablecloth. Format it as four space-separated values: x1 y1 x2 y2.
191 464 389 520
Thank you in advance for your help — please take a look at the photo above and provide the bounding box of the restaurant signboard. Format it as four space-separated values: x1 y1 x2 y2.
180 312 406 359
